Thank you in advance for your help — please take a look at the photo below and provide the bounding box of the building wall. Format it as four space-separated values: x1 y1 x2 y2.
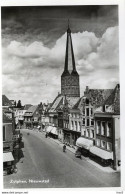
3 123 13 142
114 116 120 170
61 75 80 97
95 117 113 152
81 101 95 141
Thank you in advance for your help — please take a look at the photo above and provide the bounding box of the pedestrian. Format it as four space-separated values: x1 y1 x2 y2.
63 144 66 152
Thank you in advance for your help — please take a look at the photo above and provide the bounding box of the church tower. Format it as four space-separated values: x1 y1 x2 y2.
61 23 80 97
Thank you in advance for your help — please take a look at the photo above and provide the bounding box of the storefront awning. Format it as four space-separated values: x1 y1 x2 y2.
3 152 14 162
90 146 113 160
76 137 93 150
46 126 53 133
50 127 58 135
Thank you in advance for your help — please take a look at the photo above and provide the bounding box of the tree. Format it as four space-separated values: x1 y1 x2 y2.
14 101 16 107
17 100 22 108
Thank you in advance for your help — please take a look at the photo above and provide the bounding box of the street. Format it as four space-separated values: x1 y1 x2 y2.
4 129 120 188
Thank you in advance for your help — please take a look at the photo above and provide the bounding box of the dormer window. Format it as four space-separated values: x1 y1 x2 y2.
103 105 109 112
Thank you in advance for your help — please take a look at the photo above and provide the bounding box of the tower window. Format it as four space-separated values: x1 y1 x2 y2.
86 99 89 105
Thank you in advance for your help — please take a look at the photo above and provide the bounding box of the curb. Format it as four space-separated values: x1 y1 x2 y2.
25 129 119 173
48 136 117 173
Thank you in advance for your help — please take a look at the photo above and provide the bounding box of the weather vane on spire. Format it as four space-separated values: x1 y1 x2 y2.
67 19 71 33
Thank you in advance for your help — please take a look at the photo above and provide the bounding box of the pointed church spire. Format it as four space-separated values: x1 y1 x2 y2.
61 21 80 97
63 20 78 75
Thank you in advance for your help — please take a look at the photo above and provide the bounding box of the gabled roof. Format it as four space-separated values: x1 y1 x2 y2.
24 105 38 116
103 84 120 114
86 89 113 106
49 94 80 113
48 95 63 113
24 104 32 110
2 95 12 107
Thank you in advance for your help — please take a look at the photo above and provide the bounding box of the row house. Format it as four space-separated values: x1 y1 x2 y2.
57 96 80 145
75 86 114 156
90 84 120 170
45 94 63 138
2 95 15 174
15 104 32 129
24 105 40 129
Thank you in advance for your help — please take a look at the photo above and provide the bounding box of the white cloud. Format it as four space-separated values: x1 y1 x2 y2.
2 26 119 104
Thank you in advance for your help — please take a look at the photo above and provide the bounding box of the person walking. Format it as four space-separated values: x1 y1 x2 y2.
63 144 66 152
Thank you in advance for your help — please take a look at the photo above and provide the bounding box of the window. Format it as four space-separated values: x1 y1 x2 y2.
77 114 79 118
96 121 100 134
90 129 94 138
86 108 89 116
107 142 112 151
78 122 81 131
71 121 74 130
86 128 89 137
101 140 106 149
96 139 100 147
101 122 106 136
86 98 89 105
91 108 93 116
3 126 6 141
75 121 77 131
91 119 94 126
87 119 89 126
83 118 85 125
83 109 85 115
107 122 111 137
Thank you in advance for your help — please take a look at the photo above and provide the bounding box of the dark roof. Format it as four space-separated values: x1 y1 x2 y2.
103 84 120 114
2 95 12 107
87 89 113 106
24 104 32 110
24 105 38 116
3 112 12 123
49 94 80 113
72 88 113 110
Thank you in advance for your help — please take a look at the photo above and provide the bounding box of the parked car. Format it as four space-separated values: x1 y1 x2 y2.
75 147 82 159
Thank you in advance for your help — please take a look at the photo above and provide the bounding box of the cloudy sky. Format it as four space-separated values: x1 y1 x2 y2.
2 5 119 105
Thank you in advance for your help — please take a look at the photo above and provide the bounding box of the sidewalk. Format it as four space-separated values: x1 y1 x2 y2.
26 129 119 173
47 134 119 173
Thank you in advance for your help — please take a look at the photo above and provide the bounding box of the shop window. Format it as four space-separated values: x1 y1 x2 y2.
87 119 89 126
91 119 94 126
101 140 106 149
86 108 89 116
7 161 11 166
101 122 106 136
107 122 111 137
3 126 6 141
96 139 100 147
107 142 112 151
83 118 85 126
